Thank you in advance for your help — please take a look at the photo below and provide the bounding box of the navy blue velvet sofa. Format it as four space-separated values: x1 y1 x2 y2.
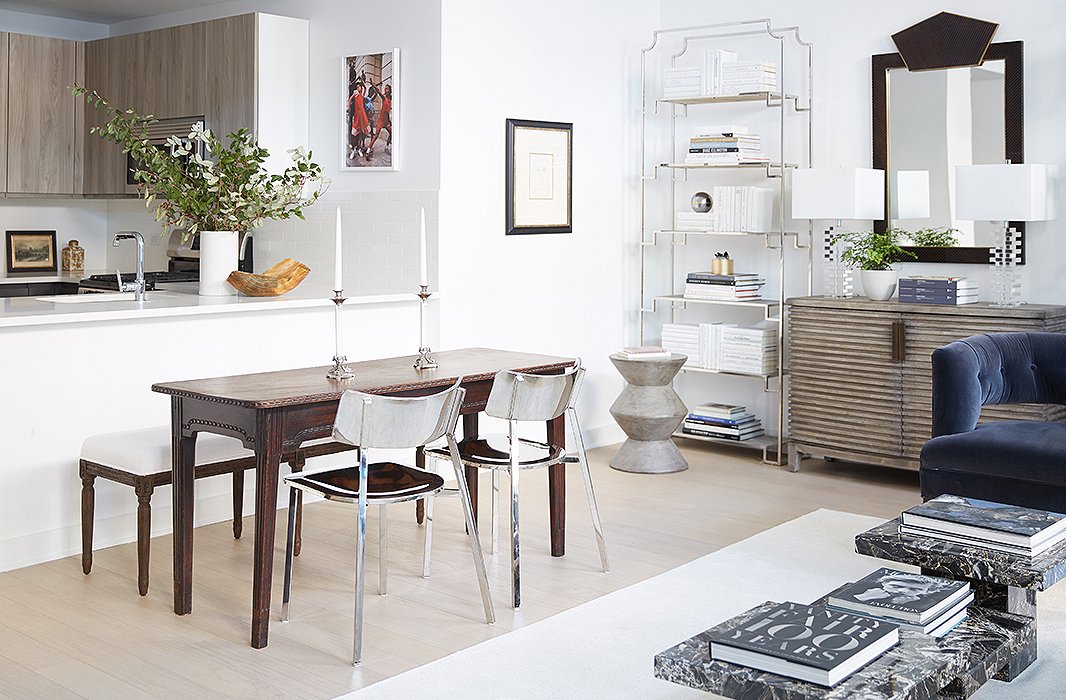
919 332 1066 512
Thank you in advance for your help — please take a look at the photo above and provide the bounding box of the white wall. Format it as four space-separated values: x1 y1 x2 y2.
660 0 1066 304
437 0 659 444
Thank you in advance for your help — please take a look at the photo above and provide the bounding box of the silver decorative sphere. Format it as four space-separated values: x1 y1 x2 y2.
690 191 712 213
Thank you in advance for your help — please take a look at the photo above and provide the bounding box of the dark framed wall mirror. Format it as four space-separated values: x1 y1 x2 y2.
872 13 1024 263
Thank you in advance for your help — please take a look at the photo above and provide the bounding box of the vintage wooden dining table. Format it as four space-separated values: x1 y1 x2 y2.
152 348 576 648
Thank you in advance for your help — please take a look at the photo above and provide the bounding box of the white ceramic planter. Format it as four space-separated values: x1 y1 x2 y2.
861 269 899 301
199 230 239 296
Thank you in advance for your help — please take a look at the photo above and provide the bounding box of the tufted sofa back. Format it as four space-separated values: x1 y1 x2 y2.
931 332 1066 437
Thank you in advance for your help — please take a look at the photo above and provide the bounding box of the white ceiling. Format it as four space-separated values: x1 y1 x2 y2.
0 0 235 24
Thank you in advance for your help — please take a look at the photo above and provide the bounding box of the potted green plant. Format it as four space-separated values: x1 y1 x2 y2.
830 227 957 300
72 86 328 296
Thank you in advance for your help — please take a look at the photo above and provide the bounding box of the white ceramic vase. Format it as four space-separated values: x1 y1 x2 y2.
199 230 238 296
861 269 899 301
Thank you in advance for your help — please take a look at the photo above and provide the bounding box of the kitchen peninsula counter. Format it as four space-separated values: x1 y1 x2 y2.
0 283 421 328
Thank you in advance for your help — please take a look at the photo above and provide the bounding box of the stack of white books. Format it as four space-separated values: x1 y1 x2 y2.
676 186 774 232
660 323 699 359
704 49 737 95
719 322 778 375
718 60 777 95
686 126 768 165
662 65 703 100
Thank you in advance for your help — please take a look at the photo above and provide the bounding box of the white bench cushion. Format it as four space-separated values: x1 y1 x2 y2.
81 426 253 476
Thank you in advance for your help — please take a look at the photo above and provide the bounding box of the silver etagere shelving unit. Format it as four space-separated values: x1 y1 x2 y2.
638 19 814 466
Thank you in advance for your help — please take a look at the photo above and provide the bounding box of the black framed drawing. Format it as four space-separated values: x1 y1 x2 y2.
6 230 57 274
505 119 572 235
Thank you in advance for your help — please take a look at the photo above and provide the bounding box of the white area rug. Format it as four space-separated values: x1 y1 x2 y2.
340 509 1065 699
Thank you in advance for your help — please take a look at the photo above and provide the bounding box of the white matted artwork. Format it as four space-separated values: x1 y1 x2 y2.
342 49 398 171
505 119 573 234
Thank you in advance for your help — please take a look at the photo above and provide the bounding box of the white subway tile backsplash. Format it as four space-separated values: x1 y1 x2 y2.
252 191 436 294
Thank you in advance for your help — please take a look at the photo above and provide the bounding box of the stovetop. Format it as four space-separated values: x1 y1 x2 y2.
79 270 199 291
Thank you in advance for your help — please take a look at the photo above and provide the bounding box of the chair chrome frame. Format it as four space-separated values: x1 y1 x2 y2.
428 364 609 609
280 379 494 666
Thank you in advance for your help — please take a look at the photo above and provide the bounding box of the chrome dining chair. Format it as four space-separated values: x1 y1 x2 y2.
426 364 609 609
280 379 494 665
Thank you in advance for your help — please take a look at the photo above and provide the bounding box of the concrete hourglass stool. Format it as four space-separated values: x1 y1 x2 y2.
608 353 688 473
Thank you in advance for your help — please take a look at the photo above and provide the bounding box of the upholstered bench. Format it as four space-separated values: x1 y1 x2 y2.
79 426 354 595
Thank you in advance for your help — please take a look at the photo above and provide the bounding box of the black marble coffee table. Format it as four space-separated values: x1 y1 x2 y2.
852 516 1066 684
654 597 1033 699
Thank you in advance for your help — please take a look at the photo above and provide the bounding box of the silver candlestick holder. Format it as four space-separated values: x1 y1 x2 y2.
413 284 438 371
326 289 355 380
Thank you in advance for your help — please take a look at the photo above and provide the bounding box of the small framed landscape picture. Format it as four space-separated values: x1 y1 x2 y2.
6 230 57 274
342 48 399 171
505 119 573 235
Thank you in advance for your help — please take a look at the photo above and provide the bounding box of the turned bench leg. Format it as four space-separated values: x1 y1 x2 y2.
134 481 154 596
233 469 244 539
80 463 96 576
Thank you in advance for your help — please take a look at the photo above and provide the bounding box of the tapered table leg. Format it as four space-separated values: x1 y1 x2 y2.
463 413 479 528
547 415 565 557
171 397 197 615
251 410 283 648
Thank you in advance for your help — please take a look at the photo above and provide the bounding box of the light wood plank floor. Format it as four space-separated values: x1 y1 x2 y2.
0 444 919 698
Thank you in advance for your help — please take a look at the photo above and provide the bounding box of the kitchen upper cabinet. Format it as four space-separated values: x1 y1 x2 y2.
81 14 306 197
7 33 78 195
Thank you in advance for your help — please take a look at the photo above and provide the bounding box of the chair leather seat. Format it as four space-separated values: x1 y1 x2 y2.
427 434 565 470
286 462 445 503
921 421 1066 487
80 426 251 475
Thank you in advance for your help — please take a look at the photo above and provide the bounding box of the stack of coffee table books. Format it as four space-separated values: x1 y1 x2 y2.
706 601 899 687
826 567 974 637
900 494 1066 558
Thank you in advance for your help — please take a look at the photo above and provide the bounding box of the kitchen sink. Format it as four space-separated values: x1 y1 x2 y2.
36 292 178 304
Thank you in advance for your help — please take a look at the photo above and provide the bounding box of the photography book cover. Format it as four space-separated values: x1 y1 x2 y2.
708 602 898 671
828 568 968 617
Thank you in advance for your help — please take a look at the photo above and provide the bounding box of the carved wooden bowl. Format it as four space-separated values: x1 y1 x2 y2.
227 258 311 296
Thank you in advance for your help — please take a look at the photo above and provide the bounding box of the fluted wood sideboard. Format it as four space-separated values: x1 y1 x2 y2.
786 297 1066 472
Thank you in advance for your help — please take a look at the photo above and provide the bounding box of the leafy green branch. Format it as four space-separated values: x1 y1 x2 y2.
71 85 328 238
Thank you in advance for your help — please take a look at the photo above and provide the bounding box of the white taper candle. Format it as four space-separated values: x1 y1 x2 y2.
419 206 428 286
334 206 343 291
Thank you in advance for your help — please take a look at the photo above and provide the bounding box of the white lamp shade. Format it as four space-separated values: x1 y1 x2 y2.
955 164 1051 221
892 170 930 219
792 167 885 220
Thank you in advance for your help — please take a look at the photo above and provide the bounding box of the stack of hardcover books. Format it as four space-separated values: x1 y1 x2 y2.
827 567 973 638
719 322 778 375
897 276 978 305
675 186 774 232
686 126 768 165
616 346 672 360
684 272 764 301
662 65 703 100
708 601 899 686
900 494 1066 558
681 402 764 441
717 60 777 95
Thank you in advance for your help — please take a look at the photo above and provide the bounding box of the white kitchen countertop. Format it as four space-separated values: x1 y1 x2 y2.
0 269 103 284
0 282 423 328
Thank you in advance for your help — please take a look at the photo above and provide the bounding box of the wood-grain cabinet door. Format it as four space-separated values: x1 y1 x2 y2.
7 33 77 194
204 14 256 142
900 313 1066 461
788 306 904 458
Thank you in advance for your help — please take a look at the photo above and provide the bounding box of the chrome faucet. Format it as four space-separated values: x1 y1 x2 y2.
112 231 146 302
